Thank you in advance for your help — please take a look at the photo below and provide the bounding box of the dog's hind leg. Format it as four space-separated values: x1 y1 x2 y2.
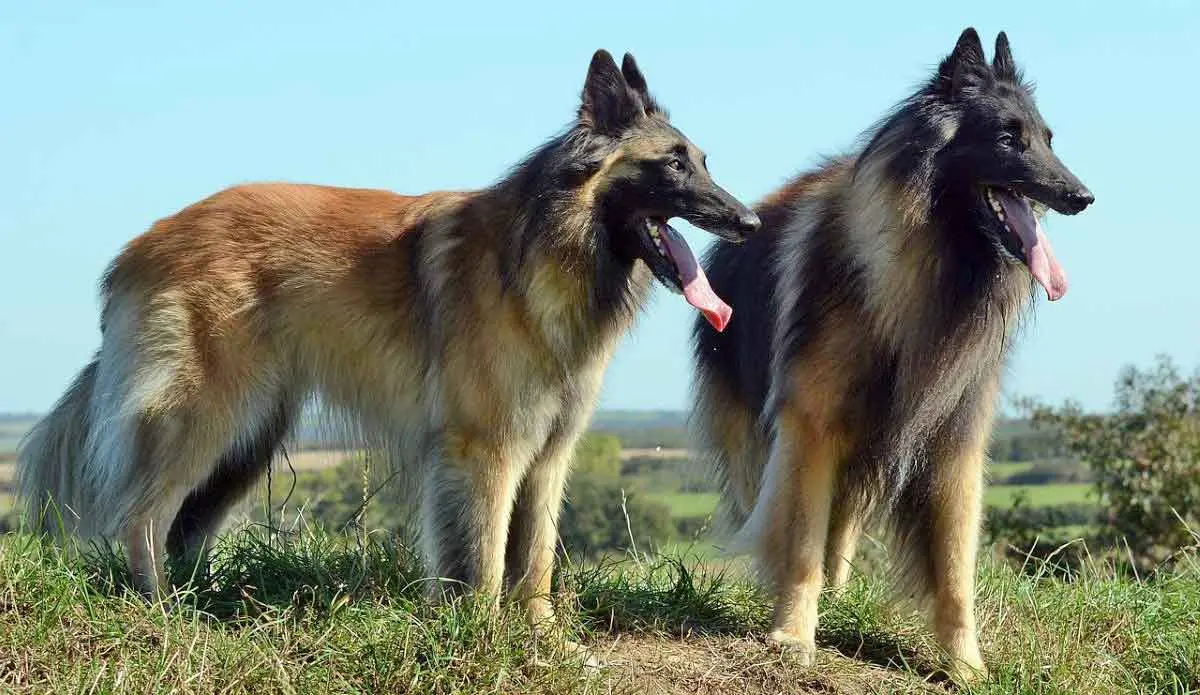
117 410 234 598
758 408 843 665
167 401 295 575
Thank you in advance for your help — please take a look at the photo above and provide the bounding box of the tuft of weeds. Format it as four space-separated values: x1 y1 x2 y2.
568 549 769 636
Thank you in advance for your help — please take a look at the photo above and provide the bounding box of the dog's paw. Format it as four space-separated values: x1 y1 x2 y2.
563 639 601 669
945 652 988 684
768 628 817 666
531 638 600 670
938 628 988 683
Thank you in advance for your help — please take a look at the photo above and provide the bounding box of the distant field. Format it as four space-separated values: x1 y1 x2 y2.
987 460 1036 481
647 491 720 518
622 447 688 460
984 483 1092 507
646 483 1094 522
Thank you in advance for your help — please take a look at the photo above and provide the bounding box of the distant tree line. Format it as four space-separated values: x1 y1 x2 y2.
987 421 1066 462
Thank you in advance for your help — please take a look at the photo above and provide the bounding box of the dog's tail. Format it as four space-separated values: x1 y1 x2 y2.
16 359 100 536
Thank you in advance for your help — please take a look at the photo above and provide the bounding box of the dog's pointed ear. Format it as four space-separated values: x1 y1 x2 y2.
580 49 642 134
949 27 986 67
993 31 1018 80
936 27 988 96
622 53 663 117
621 53 648 95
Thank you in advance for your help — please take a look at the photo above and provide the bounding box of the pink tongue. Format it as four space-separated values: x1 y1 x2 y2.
660 224 733 332
995 190 1068 301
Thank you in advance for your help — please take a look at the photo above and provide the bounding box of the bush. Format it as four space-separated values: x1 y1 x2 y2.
984 492 1098 546
572 433 623 478
989 426 1066 462
255 455 414 534
1026 356 1200 568
559 473 675 558
674 515 711 541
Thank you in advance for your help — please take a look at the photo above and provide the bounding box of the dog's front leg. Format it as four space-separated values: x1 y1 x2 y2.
763 409 842 666
928 389 995 681
423 429 526 602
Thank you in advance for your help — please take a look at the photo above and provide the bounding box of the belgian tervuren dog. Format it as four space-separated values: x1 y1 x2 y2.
691 29 1092 678
19 50 759 641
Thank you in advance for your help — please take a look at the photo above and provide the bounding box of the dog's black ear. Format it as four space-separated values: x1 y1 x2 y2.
949 27 986 67
580 49 642 134
993 31 1018 80
621 53 662 115
620 53 648 95
936 27 989 96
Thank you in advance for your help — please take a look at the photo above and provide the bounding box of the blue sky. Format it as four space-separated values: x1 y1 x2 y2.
2 1 1197 414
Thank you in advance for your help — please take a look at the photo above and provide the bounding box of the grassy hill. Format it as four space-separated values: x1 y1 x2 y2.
0 410 1194 692
0 529 1195 694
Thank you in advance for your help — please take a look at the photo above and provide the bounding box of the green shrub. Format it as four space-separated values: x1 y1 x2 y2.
1026 356 1200 569
571 433 623 478
559 473 675 558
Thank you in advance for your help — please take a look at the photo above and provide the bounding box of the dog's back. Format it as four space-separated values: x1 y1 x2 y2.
23 183 469 542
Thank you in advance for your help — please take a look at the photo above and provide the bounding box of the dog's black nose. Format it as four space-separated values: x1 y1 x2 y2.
1064 187 1095 213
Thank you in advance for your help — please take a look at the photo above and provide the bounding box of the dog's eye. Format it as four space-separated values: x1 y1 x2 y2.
667 158 685 172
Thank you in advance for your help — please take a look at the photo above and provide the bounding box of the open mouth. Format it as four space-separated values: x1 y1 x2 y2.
983 187 1068 302
639 217 732 332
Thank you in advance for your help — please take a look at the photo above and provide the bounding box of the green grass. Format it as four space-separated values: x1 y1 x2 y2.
987 460 1037 482
1 528 1197 694
984 483 1093 507
648 492 720 519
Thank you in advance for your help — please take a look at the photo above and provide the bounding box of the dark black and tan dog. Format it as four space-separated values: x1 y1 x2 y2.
18 50 758 641
691 28 1092 678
